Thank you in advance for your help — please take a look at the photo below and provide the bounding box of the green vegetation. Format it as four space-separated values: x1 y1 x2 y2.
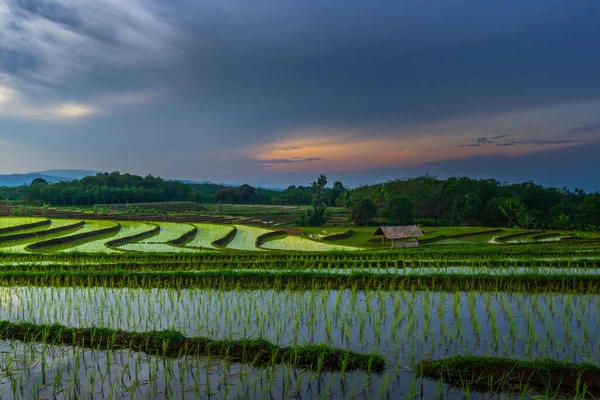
418 356 600 398
0 320 383 372
61 221 155 253
226 225 271 250
260 234 360 252
0 214 597 398
4 171 599 231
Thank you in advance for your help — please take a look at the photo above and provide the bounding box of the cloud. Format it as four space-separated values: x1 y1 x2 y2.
256 157 323 165
568 123 600 134
494 139 581 147
1 0 600 190
458 135 582 148
0 0 179 120
51 103 97 118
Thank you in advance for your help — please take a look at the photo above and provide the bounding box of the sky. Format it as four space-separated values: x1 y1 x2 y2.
1 0 599 190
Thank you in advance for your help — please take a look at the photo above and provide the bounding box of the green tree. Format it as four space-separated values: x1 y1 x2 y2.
369 184 386 219
299 175 329 226
516 212 536 229
30 178 49 186
351 198 377 226
498 197 526 228
317 175 328 190
577 194 600 228
451 194 483 226
235 184 257 204
550 214 572 230
385 196 415 225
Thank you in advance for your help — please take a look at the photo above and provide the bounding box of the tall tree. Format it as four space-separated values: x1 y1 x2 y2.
351 198 377 226
498 197 526 228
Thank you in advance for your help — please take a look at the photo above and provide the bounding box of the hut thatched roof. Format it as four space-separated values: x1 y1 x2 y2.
374 225 423 239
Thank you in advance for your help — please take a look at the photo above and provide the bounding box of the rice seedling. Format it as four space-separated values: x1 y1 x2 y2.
0 216 597 398
225 225 271 250
60 221 156 253
261 234 361 251
185 223 234 249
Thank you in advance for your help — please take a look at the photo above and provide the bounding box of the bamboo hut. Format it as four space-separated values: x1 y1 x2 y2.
374 225 423 248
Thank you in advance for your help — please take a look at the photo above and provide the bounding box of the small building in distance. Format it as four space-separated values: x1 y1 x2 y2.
374 225 424 248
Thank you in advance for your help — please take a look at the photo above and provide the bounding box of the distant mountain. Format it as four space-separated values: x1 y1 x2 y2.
0 173 69 187
0 169 100 187
33 170 100 179
0 169 284 190
177 179 284 191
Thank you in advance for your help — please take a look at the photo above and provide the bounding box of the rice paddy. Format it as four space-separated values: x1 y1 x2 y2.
185 223 235 249
60 221 155 253
0 217 47 231
225 225 271 250
262 234 360 251
0 216 598 398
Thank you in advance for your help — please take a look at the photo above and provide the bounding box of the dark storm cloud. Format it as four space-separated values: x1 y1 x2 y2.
12 0 118 46
170 0 600 139
3 0 600 187
5 0 600 138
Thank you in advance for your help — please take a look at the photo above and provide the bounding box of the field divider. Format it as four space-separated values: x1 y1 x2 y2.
0 320 385 372
256 230 287 248
0 219 51 235
322 230 354 241
167 225 198 246
27 223 121 251
417 355 600 398
0 221 85 244
0 270 598 292
420 229 506 244
0 257 597 271
212 226 237 247
495 230 545 242
105 224 160 250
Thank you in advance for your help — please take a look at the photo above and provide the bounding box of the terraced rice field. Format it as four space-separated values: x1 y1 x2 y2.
27 220 120 253
118 242 204 253
225 224 271 250
61 221 155 253
134 222 195 243
0 218 76 237
262 234 360 251
186 223 234 249
0 216 598 398
118 222 195 252
0 217 47 230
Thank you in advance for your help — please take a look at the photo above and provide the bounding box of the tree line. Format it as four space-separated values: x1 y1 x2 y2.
1 172 598 230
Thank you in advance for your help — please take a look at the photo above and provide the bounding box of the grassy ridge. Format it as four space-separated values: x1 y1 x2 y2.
0 270 598 292
0 320 384 372
0 219 50 235
0 242 598 263
418 355 600 398
27 222 121 251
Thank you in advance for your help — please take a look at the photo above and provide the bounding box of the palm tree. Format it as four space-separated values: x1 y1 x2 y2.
338 191 353 226
317 175 328 190
498 197 525 228
370 185 386 219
